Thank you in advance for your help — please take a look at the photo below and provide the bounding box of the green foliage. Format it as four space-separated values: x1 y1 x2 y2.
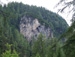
3 2 68 37
57 0 75 56
32 34 65 57
35 53 40 57
61 22 75 57
2 43 19 57
0 2 30 57
0 2 69 57
1 43 19 57
32 34 45 57
2 50 19 57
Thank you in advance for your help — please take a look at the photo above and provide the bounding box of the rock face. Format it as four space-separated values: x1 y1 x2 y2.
20 16 53 41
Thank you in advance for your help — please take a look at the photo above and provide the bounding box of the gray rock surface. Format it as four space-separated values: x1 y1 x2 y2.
20 16 53 41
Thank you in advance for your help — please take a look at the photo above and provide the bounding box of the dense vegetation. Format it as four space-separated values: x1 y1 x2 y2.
3 2 68 37
0 2 72 57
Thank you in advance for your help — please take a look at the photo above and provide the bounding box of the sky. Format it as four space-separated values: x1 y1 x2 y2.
1 0 72 25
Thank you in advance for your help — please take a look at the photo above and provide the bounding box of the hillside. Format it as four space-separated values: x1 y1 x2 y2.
0 2 68 57
4 2 68 37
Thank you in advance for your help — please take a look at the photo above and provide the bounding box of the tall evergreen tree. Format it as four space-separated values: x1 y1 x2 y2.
57 0 75 57
32 34 45 57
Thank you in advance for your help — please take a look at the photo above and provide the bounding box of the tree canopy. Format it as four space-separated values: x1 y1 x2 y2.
0 2 69 57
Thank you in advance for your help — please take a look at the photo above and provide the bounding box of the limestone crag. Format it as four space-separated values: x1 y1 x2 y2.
20 16 53 41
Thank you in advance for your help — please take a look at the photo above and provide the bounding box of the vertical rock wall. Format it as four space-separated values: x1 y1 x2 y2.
20 16 53 41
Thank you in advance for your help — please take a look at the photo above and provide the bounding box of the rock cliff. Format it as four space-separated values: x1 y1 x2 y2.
20 16 53 41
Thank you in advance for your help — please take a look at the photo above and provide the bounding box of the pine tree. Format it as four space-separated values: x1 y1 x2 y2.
2 43 19 57
57 0 75 57
32 34 45 57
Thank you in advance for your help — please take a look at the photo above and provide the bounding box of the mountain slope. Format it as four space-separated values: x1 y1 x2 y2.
0 2 69 57
4 2 68 37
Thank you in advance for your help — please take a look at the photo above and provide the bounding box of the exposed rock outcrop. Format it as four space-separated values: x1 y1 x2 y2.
20 16 53 41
